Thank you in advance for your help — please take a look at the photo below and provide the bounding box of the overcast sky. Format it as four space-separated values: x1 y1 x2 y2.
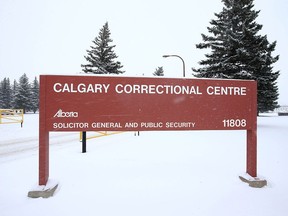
0 0 287 104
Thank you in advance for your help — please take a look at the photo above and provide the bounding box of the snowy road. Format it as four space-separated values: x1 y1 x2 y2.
0 114 80 160
0 132 79 157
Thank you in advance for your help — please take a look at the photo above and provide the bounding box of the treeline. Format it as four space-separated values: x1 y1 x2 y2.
0 73 39 113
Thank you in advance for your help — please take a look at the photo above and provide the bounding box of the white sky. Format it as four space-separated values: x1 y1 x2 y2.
0 0 287 104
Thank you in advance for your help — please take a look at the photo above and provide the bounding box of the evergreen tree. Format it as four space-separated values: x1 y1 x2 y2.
153 66 164 76
30 77 39 113
13 73 32 113
81 22 125 74
11 79 18 109
193 0 279 113
0 78 5 107
0 79 5 108
0 78 12 108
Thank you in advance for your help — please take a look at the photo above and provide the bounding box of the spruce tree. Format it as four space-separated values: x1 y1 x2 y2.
30 77 39 113
0 79 5 108
0 78 5 108
11 79 18 109
81 22 125 74
153 66 164 76
0 78 12 109
193 0 279 113
13 73 32 113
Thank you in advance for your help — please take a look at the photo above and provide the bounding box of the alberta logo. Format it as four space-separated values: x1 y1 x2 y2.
53 109 79 118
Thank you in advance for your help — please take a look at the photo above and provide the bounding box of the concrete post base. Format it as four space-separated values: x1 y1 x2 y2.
28 180 59 198
239 173 267 188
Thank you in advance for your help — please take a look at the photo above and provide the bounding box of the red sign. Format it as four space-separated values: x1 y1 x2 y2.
39 75 257 185
42 75 256 131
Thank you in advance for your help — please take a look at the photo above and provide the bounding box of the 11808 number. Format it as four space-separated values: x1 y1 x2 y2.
222 119 246 128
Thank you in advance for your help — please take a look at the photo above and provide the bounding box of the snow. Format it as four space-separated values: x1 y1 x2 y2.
0 113 288 216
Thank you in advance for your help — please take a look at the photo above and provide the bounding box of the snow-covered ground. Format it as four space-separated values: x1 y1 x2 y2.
0 113 287 216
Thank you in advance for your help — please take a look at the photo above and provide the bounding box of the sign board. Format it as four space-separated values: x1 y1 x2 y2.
39 75 257 185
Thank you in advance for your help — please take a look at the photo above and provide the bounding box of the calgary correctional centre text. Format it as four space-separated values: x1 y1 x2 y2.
53 83 247 96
